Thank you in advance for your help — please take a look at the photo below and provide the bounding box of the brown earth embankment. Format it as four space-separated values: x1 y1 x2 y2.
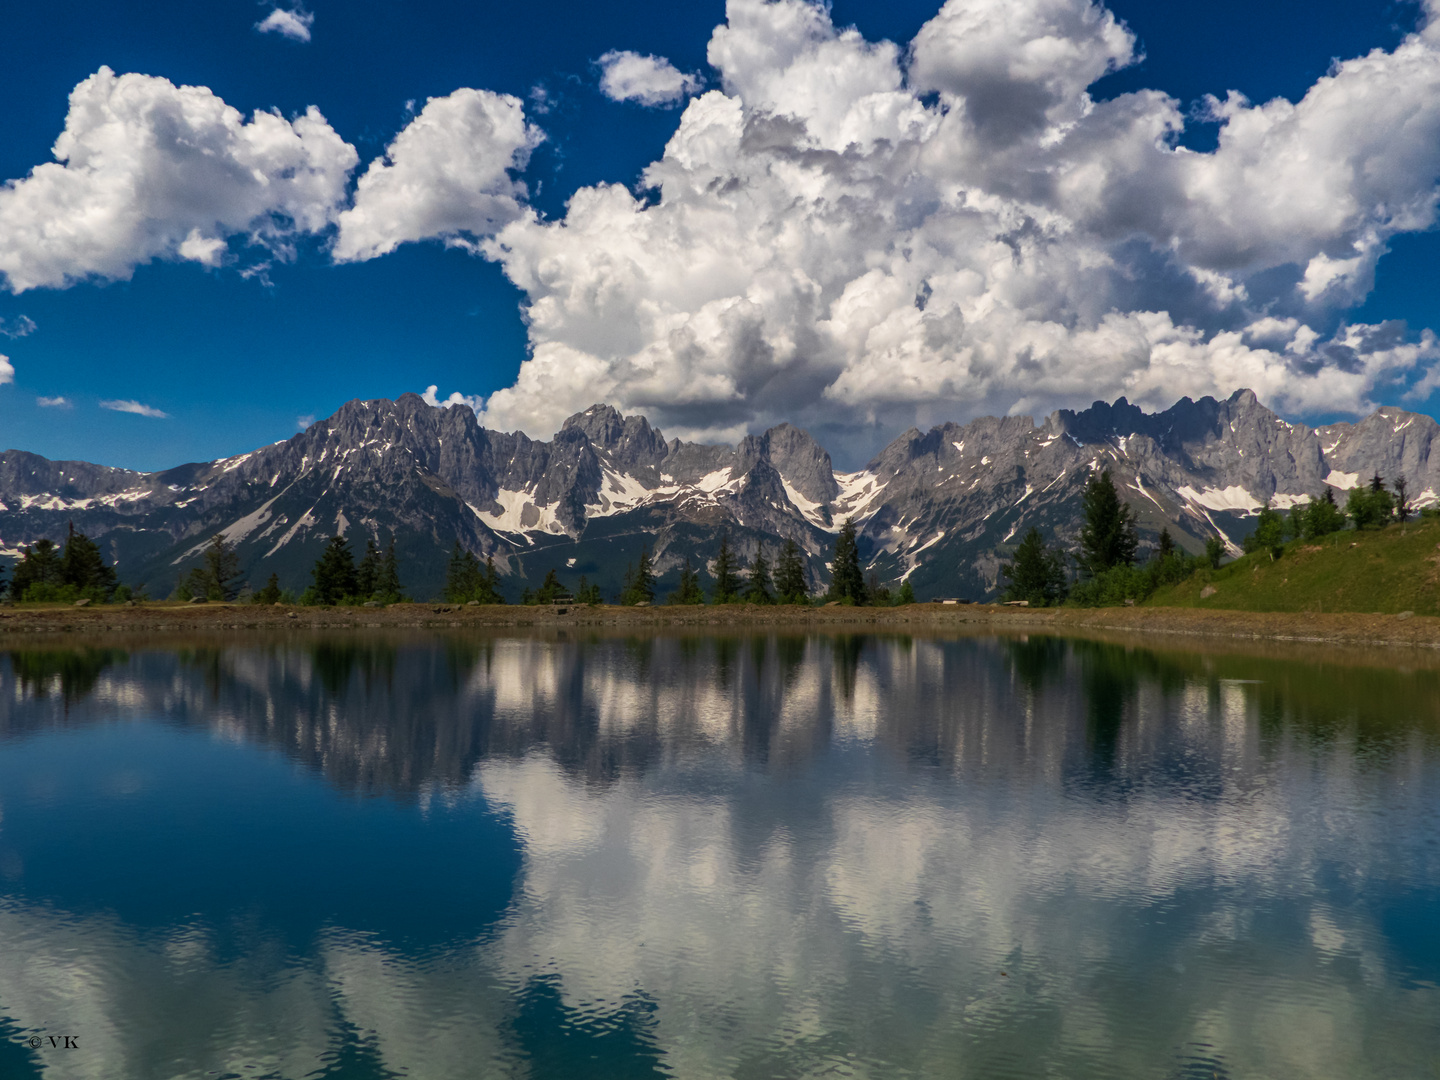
1 601 1438 652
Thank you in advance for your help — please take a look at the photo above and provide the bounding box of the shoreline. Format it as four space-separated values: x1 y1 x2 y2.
1 601 1437 651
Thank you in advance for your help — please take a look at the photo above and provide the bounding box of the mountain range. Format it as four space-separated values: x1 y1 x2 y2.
2 389 1437 601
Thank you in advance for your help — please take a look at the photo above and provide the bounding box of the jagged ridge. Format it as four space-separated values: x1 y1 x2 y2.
2 390 1437 600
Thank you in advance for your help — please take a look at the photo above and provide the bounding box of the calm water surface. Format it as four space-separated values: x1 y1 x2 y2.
0 632 1437 1079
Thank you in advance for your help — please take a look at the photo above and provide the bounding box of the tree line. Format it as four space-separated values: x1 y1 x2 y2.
1001 469 1429 608
3 524 123 603
439 520 916 608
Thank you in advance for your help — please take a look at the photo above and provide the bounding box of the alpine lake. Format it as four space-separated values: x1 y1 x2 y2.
0 627 1437 1080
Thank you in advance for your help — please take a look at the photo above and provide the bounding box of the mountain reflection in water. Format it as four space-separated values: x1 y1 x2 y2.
0 632 1437 1080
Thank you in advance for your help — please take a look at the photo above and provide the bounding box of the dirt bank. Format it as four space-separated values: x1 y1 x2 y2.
1 600 1438 651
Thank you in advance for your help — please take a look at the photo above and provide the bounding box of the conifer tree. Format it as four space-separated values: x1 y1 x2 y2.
482 556 503 604
1000 527 1068 606
576 574 602 605
445 543 500 603
11 539 63 600
774 538 808 604
1078 471 1138 576
356 537 381 598
744 541 773 604
187 534 241 601
829 518 866 604
60 524 118 600
897 579 916 605
378 538 404 601
254 573 283 605
1156 527 1175 561
633 547 655 604
445 542 479 602
669 558 704 604
534 568 567 604
311 535 358 605
1394 476 1412 522
711 531 740 603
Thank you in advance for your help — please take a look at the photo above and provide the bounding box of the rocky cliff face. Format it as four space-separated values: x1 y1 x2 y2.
2 390 1436 601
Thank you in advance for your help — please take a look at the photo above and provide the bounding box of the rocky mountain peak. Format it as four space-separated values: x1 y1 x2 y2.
562 404 669 469
735 423 839 504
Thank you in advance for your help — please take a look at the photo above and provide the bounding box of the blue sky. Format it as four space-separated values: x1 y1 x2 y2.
0 0 1436 470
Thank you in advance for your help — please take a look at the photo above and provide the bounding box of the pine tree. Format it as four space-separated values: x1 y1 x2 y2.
711 532 740 604
1156 527 1175 561
1078 471 1138 576
356 537 381 599
669 559 704 604
534 568 567 604
482 556 504 604
577 574 601 605
897 579 916 605
11 539 64 600
254 572 283 605
1000 527 1068 606
774 538 808 604
829 518 866 604
378 538 404 601
186 534 241 601
1204 536 1225 569
445 542 481 602
60 524 118 600
311 535 358 605
744 541 773 603
1395 476 1412 522
632 547 655 604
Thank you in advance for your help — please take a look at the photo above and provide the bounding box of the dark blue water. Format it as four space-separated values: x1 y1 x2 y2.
0 633 1437 1078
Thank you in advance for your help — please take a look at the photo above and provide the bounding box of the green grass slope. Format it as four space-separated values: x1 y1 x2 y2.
1147 519 1440 615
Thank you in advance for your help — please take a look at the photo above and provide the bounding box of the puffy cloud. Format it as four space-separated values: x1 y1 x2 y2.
0 67 357 293
597 50 704 106
0 354 11 386
468 0 1440 443
100 398 168 418
256 7 314 43
420 384 484 410
0 314 36 338
37 395 70 408
332 89 542 263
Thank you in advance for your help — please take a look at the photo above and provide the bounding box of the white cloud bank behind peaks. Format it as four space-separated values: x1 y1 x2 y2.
475 0 1440 441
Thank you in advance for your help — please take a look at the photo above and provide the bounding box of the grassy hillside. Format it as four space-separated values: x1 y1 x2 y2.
1147 518 1440 615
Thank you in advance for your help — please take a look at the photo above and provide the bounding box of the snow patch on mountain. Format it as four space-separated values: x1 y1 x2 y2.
1176 485 1262 514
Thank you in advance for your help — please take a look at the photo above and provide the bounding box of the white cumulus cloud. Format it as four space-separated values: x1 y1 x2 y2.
255 7 314 43
457 0 1440 445
420 384 484 410
332 88 542 263
100 399 168 418
0 354 12 386
37 395 70 408
0 67 357 293
597 50 704 106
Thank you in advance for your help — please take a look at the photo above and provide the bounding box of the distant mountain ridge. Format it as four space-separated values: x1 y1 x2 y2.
2 390 1437 601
